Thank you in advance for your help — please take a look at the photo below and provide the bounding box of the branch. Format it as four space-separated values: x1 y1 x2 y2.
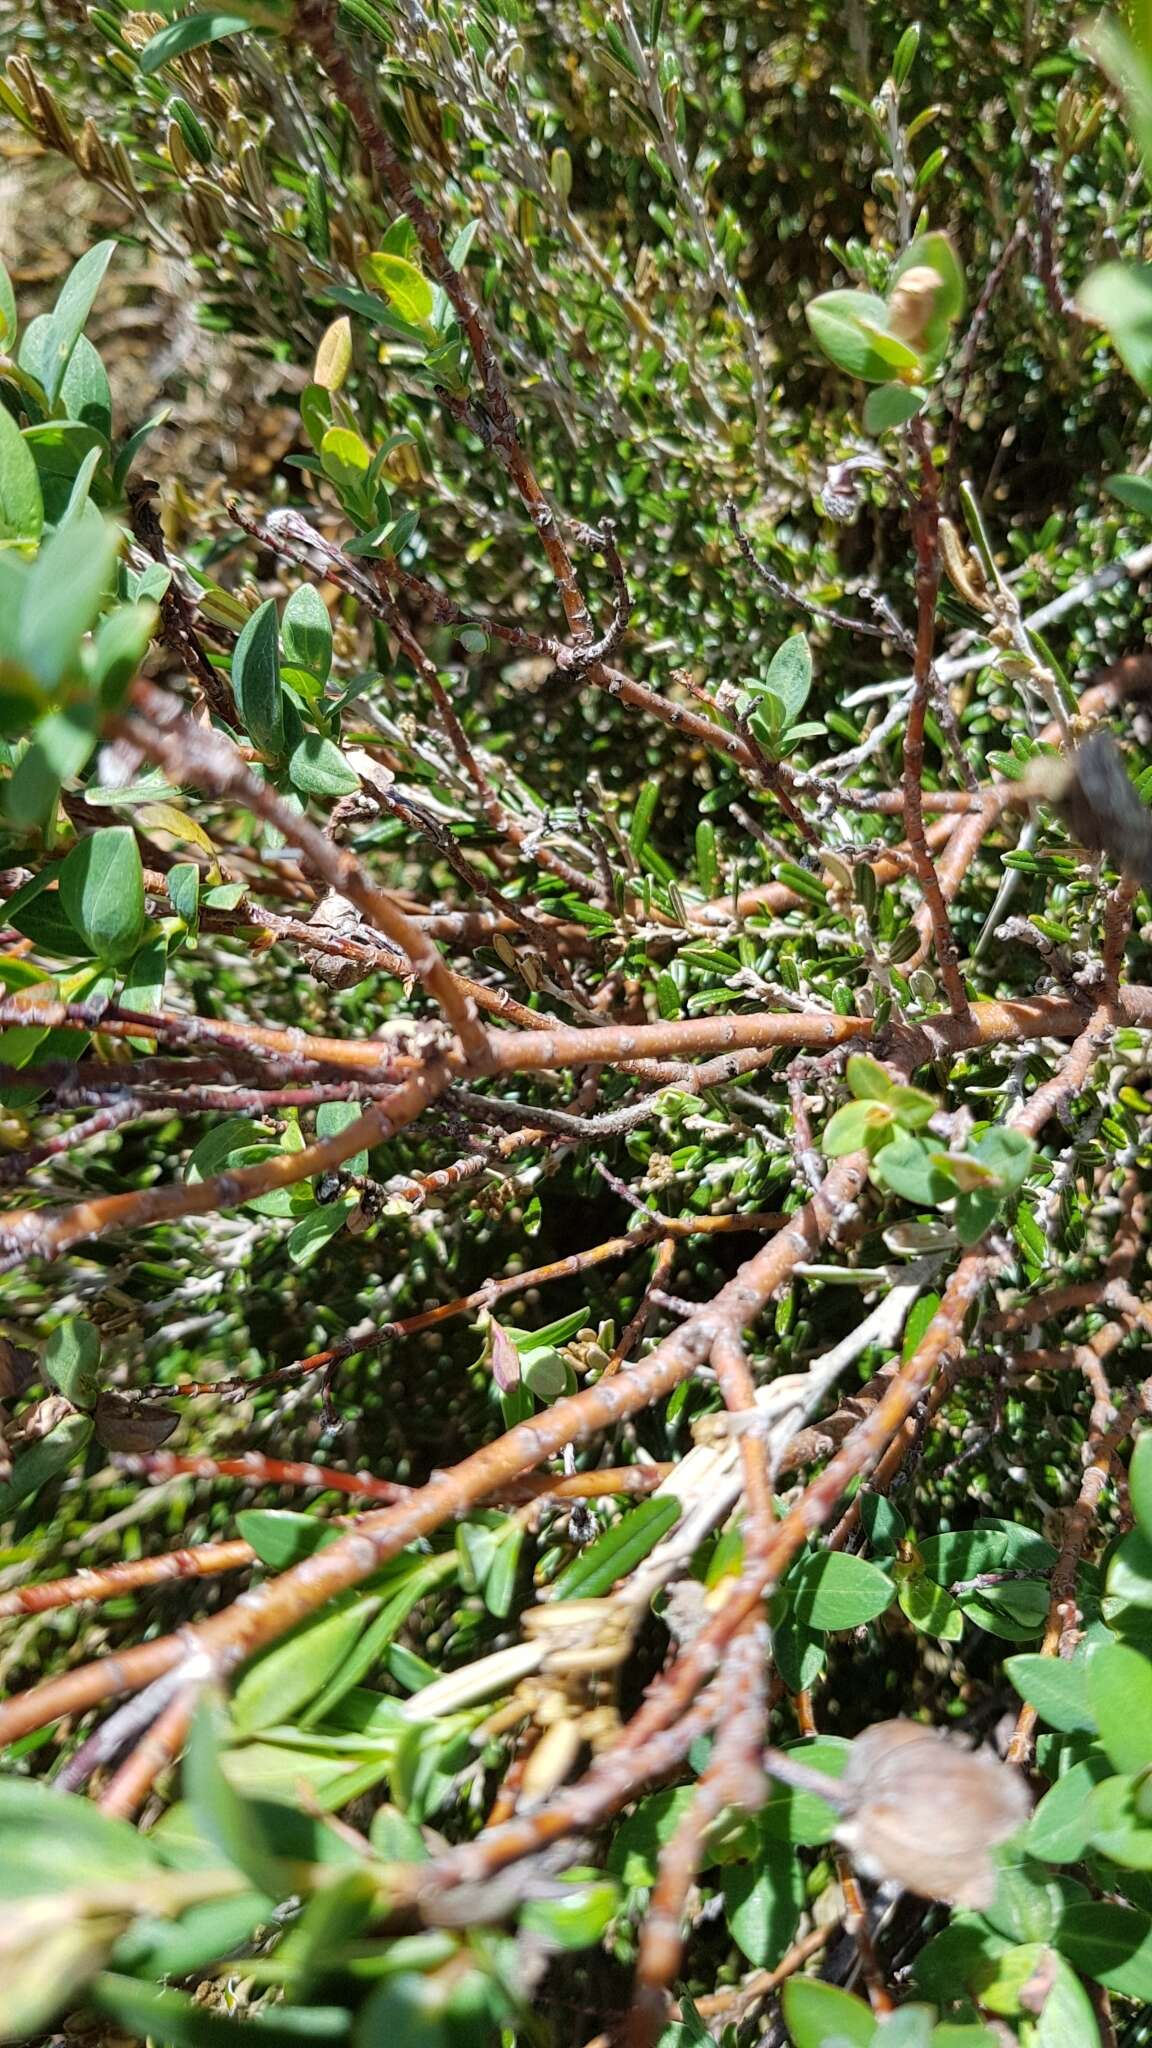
0 1154 867 1747
295 0 594 641
119 681 489 1065
903 419 970 1018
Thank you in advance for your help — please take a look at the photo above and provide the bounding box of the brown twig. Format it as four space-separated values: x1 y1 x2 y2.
904 419 970 1018
119 681 488 1063
0 1156 866 1749
0 1539 254 1619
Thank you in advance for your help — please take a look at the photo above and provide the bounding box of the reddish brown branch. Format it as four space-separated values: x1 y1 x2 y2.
0 1540 254 1619
0 1061 449 1269
0 1156 866 1749
904 419 970 1017
119 682 488 1063
626 1325 774 2046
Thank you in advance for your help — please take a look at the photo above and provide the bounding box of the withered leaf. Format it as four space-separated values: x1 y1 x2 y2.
835 1718 1030 1908
93 1393 180 1454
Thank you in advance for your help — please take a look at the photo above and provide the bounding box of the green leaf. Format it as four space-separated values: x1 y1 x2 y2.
282 584 333 684
862 381 925 433
204 881 248 910
475 1519 524 1619
0 1769 159 1896
891 22 920 86
871 2010 934 2048
890 230 966 369
0 256 16 348
90 601 159 709
236 1509 340 1572
551 1495 681 1599
184 1693 287 1897
57 826 146 966
60 332 113 439
870 1131 952 1204
232 599 284 756
1105 471 1152 517
860 1493 906 1555
981 1857 1079 1946
920 1522 1056 1582
19 518 119 689
1057 1900 1152 1998
167 862 200 927
43 1314 101 1409
137 12 250 75
964 1127 1035 1191
1027 1755 1111 1862
521 1870 620 1950
1130 1431 1152 1543
781 1977 875 2048
902 1292 940 1360
361 252 435 329
761 1738 849 1844
762 634 812 721
121 933 168 1023
694 818 719 896
315 1098 369 1175
885 1083 938 1127
0 405 44 548
954 1186 1004 1246
846 1054 894 1101
821 1098 891 1156
112 408 171 491
6 705 97 829
956 1575 1050 1640
1005 1653 1096 1735
303 1556 454 1724
932 2026 1001 2048
232 1596 377 1735
38 241 116 404
286 1204 349 1266
1033 1951 1101 2046
786 1550 895 1630
369 1804 428 1861
608 1786 696 1884
1089 1639 1152 1775
911 1919 1013 2006
898 1572 964 1640
289 735 360 798
320 427 373 498
629 778 661 858
774 859 828 905
1090 13 1152 182
113 1889 277 1985
1079 262 1152 396
447 219 482 270
770 1609 826 1693
271 1867 378 1990
748 691 788 756
1086 1772 1152 1869
1105 1526 1152 1612
806 288 920 382
353 1965 498 2048
721 1840 804 1965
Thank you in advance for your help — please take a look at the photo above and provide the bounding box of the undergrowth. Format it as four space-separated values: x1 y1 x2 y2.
4 3 1152 2044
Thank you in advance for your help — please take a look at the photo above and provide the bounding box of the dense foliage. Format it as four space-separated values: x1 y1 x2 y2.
6 1 1152 2043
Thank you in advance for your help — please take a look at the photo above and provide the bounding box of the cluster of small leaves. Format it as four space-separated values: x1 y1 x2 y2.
823 1057 1036 1248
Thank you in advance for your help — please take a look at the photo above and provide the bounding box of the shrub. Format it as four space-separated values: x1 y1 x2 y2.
3 3 1152 2044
